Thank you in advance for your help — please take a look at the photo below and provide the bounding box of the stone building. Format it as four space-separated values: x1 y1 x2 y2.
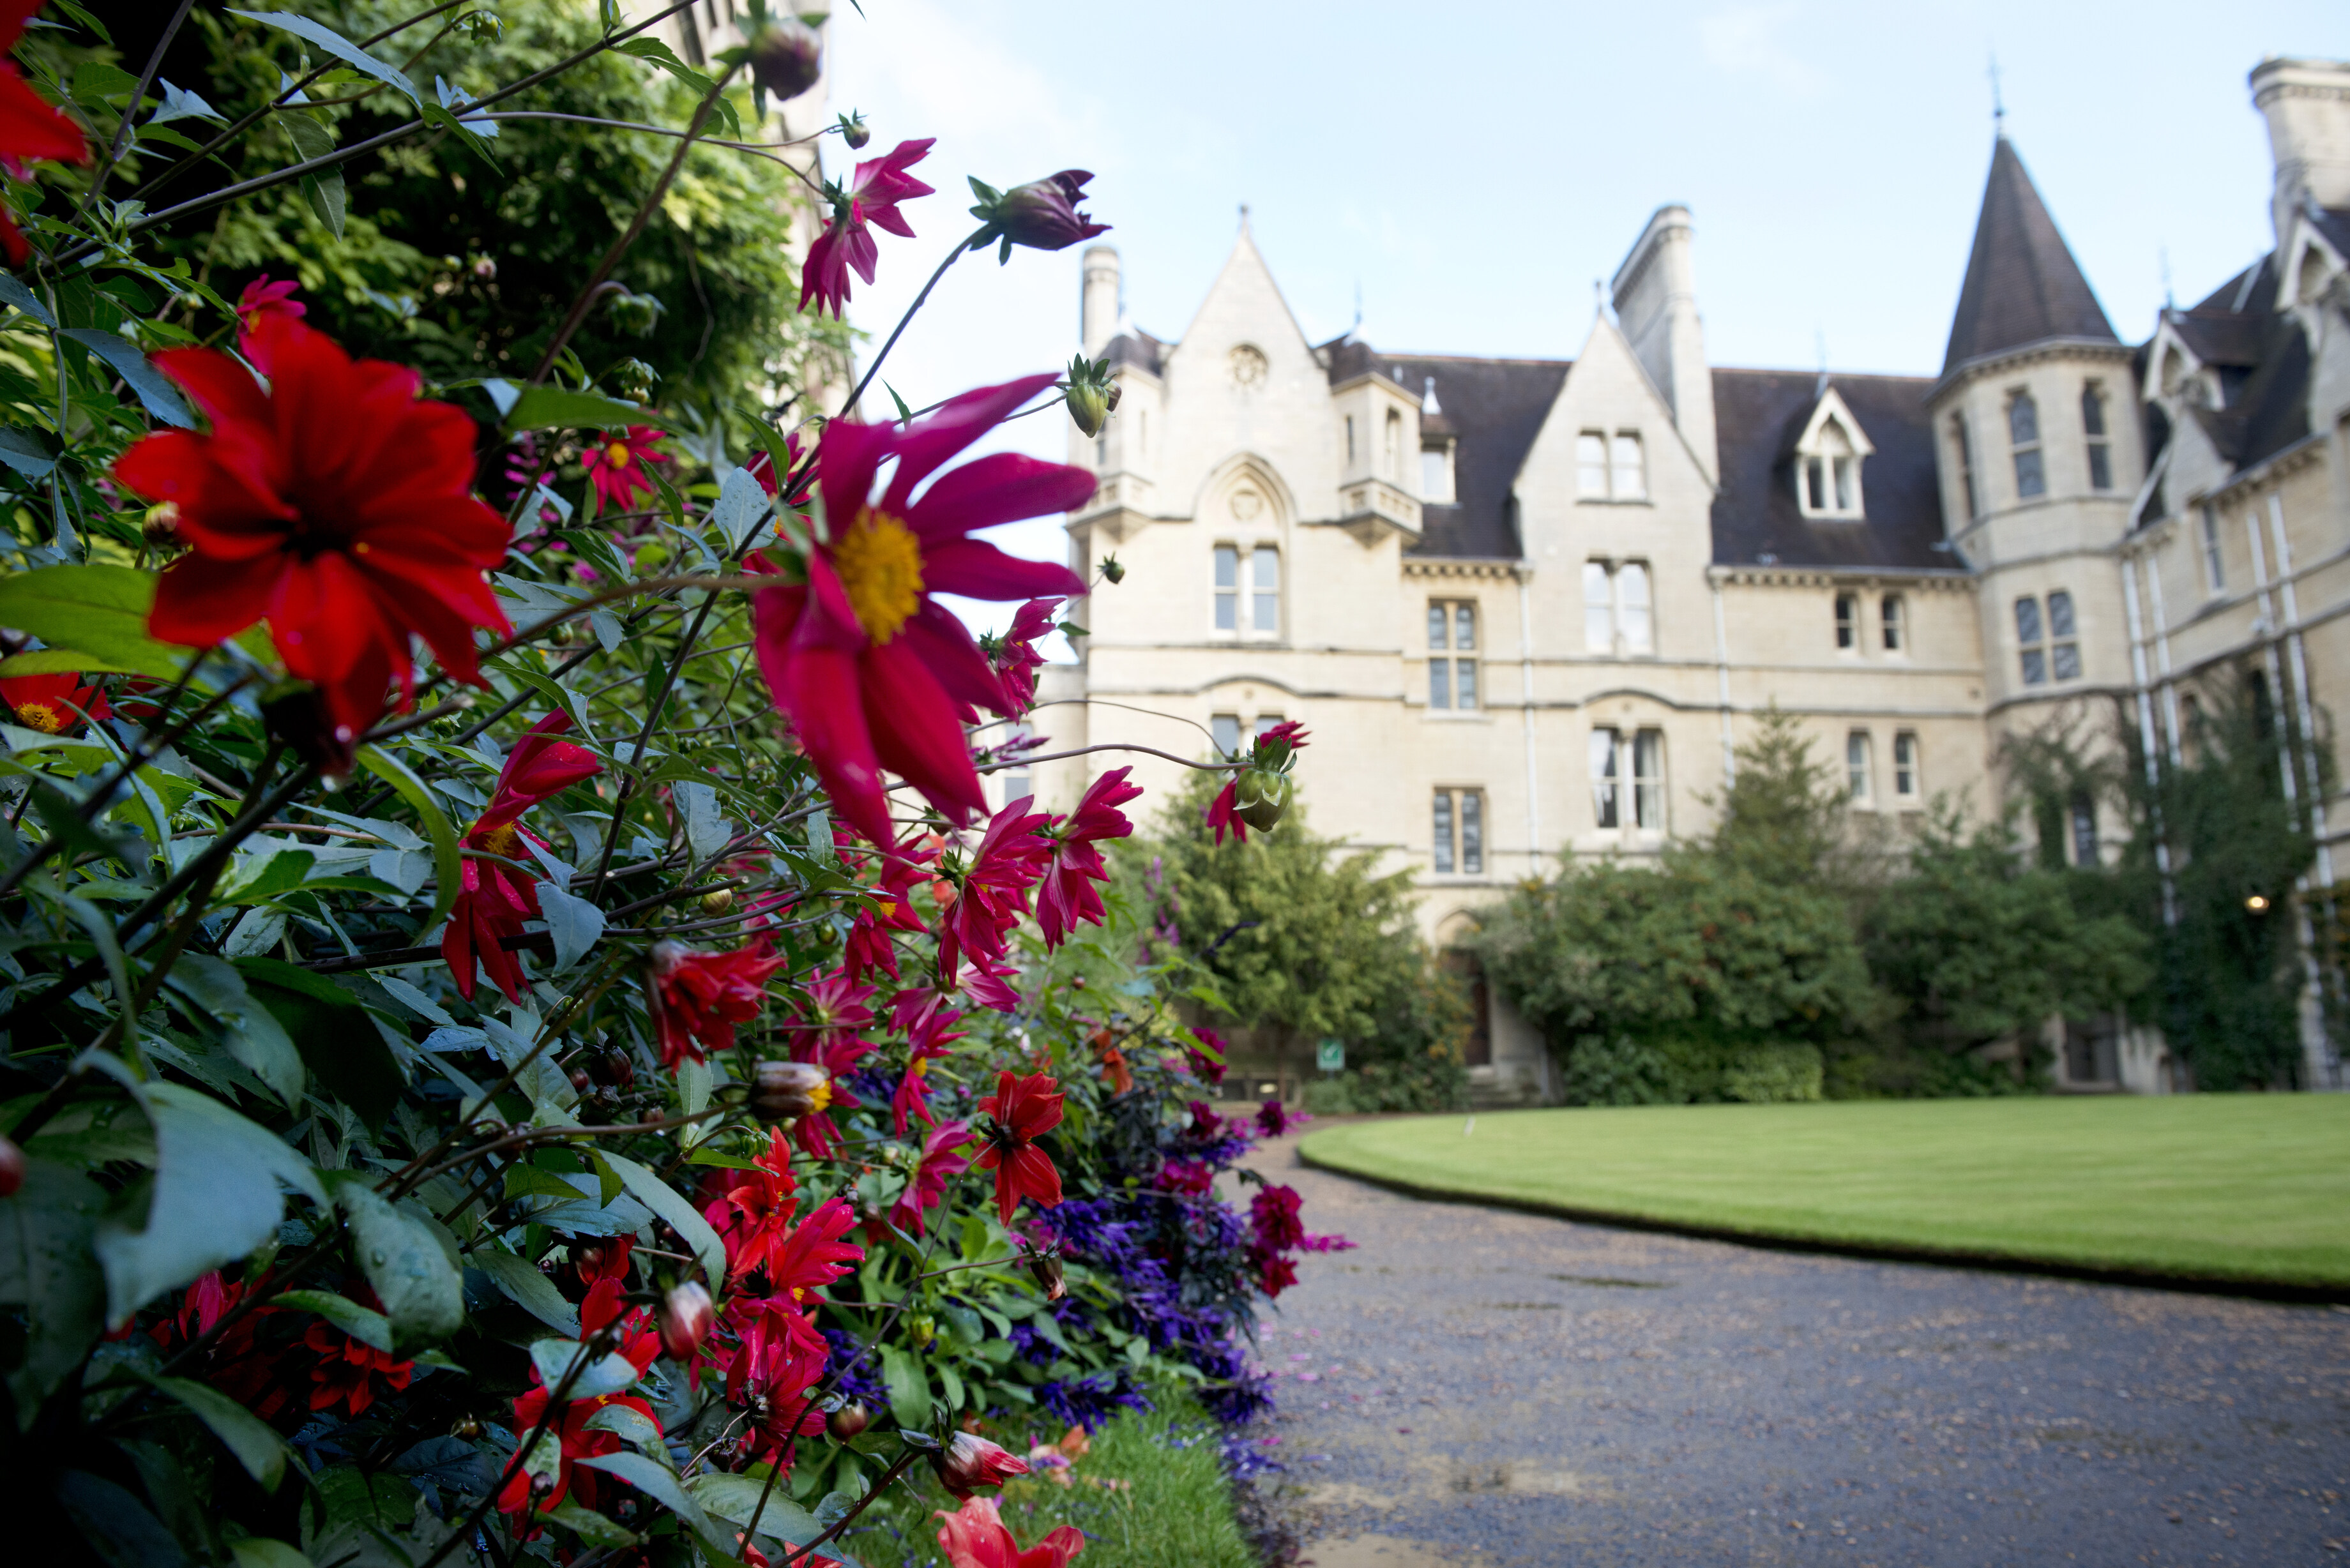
1019 57 2350 1103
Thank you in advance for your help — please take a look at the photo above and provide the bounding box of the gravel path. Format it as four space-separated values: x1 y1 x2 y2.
1238 1127 2350 1568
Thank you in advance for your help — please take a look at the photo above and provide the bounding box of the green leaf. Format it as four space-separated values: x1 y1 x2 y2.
161 954 305 1106
69 61 140 100
298 170 346 240
418 99 501 172
272 1288 395 1353
59 329 194 428
574 1451 727 1555
688 1471 823 1546
0 1156 107 1428
581 1401 663 1446
544 1501 637 1548
879 1343 929 1429
0 564 197 681
332 1179 463 1352
59 1470 190 1568
228 1541 315 1568
593 1149 727 1289
229 10 420 103
133 1369 291 1490
91 1076 325 1324
0 425 56 478
473 1245 580 1336
356 744 460 928
234 957 404 1130
503 384 661 435
528 1336 642 1399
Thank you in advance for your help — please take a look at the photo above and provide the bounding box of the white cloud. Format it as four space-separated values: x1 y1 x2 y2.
1697 3 1825 98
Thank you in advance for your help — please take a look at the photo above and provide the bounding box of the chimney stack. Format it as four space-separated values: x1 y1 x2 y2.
2251 57 2350 245
1610 206 1717 485
1081 245 1120 358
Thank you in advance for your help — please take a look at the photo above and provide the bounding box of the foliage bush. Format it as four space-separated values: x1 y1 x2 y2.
0 6 1330 1564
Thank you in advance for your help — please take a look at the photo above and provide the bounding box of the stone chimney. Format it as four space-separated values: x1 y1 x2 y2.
1081 245 1120 357
1610 205 1717 485
2251 57 2350 244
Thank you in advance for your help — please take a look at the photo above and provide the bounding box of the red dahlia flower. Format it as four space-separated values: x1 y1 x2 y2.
975 1071 1065 1226
938 795 1052 980
889 1117 972 1238
890 987 964 1132
988 596 1058 715
114 314 512 741
786 967 877 1156
235 274 305 338
648 937 787 1069
932 1431 1033 1500
800 137 936 317
0 0 87 266
0 672 107 734
748 374 1092 846
442 712 601 1003
1036 767 1141 948
971 170 1110 262
704 1128 798 1280
843 839 937 984
1255 1097 1297 1138
722 1295 831 1459
762 1195 863 1301
936 1494 1087 1568
582 424 667 512
303 1315 415 1417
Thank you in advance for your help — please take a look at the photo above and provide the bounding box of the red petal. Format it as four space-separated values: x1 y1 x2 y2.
919 538 1088 603
877 374 1063 516
859 637 986 827
905 451 1098 541
149 550 282 645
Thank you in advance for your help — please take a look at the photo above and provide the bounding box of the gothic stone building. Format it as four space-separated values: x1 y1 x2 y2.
1017 56 2350 1103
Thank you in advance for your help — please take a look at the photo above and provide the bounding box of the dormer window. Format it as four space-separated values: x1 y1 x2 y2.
1421 441 1455 503
1791 389 1872 520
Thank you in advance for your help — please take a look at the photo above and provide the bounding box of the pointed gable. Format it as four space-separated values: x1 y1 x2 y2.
1941 137 2118 375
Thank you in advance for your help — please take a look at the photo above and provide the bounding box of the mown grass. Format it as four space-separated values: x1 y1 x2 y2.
834 1392 1255 1568
1300 1096 2350 1288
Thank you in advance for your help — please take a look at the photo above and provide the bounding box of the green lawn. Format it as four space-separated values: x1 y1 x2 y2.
1300 1097 2350 1290
836 1392 1255 1568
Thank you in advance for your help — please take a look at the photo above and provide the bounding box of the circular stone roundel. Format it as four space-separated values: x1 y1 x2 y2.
1229 343 1268 389
1230 488 1263 521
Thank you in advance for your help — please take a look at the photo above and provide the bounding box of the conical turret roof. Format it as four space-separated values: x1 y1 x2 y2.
1941 137 2117 376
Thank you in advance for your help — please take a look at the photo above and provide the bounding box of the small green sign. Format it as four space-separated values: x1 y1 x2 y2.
1316 1039 1346 1073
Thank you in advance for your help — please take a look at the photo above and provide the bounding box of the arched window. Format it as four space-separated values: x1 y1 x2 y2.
1383 409 1404 481
2008 391 2045 498
1880 593 1905 652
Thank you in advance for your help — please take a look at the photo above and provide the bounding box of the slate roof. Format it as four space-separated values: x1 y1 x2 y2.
1377 351 1572 560
1709 369 1953 571
1102 328 1165 376
1941 137 2119 376
2162 252 2313 479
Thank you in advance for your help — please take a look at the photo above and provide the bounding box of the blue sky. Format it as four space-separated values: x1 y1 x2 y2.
824 0 2344 634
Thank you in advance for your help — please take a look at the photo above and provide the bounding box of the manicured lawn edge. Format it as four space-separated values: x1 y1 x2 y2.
1298 1115 2350 1305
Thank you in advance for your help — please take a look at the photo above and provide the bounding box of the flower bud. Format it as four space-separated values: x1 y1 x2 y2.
751 1059 830 1122
604 289 665 336
658 1280 716 1361
260 681 359 787
971 170 1109 257
906 1311 936 1349
701 886 736 916
1234 768 1292 833
588 1048 636 1089
568 1068 593 1092
930 1431 1031 1499
1066 381 1109 439
1022 1244 1066 1302
450 1415 483 1439
748 17 822 102
827 1401 870 1440
1100 555 1125 585
142 501 181 548
837 110 870 150
0 1133 21 1198
607 357 658 401
471 255 497 282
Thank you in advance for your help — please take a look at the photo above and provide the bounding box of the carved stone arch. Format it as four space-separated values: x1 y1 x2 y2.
1195 453 1296 532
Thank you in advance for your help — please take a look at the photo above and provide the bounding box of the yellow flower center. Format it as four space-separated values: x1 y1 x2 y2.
11 701 64 734
831 508 925 644
910 1059 929 1078
605 440 632 467
807 1079 833 1114
477 822 524 859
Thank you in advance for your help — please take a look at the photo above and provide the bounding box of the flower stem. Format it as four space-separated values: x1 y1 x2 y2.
840 228 990 418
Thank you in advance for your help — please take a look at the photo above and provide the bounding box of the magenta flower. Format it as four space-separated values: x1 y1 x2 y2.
938 795 1053 979
971 171 1110 262
890 987 965 1133
1037 767 1141 948
888 1119 973 1238
990 596 1058 715
583 425 667 513
800 137 936 317
748 374 1091 846
235 275 306 338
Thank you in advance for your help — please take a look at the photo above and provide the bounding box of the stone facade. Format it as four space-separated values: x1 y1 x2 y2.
1015 58 2350 1102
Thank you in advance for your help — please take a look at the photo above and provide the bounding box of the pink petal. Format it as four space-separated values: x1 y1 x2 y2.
905 451 1098 540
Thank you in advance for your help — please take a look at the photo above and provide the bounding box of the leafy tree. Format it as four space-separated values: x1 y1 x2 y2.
1475 712 1882 1101
1125 769 1464 1088
1859 801 2153 1056
2116 688 2327 1087
125 1 849 412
